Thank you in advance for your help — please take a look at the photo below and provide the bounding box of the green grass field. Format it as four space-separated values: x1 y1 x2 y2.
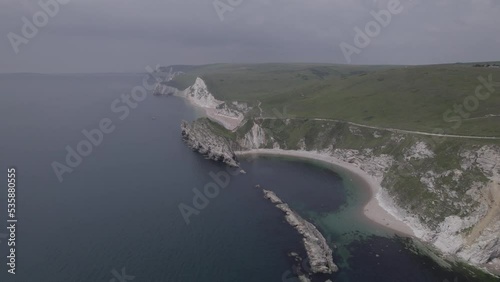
168 63 500 136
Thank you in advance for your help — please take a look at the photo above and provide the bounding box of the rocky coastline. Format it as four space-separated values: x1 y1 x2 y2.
261 187 338 275
170 69 499 278
181 119 239 167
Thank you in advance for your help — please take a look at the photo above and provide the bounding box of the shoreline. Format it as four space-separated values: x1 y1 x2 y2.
235 149 415 237
174 78 243 130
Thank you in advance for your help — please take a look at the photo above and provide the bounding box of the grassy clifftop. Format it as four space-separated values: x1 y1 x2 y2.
169 63 500 136
234 118 497 227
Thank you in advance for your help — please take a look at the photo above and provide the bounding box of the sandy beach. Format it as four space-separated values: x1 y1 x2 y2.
235 149 415 237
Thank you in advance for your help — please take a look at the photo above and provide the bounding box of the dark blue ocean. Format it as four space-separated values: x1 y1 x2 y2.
0 73 490 281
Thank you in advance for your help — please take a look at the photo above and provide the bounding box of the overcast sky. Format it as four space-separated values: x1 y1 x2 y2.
1 0 499 73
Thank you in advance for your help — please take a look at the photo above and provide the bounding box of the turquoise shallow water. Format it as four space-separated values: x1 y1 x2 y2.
0 73 492 282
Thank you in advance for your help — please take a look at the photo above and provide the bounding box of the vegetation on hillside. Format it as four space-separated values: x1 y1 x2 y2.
169 63 500 136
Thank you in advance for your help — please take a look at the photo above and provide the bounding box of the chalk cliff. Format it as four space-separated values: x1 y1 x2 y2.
181 119 239 167
233 118 500 275
166 67 500 276
181 78 245 131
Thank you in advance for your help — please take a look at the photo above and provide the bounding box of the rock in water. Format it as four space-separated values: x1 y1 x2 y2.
262 189 338 274
181 119 239 167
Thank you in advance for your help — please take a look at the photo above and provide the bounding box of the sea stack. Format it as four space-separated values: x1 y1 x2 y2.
261 188 338 275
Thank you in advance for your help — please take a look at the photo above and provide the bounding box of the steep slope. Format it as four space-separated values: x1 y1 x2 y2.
166 63 500 277
181 118 239 167
231 118 500 272
169 63 500 136
158 76 247 130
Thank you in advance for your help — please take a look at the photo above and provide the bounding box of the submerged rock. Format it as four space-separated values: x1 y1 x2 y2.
181 119 239 167
262 188 338 274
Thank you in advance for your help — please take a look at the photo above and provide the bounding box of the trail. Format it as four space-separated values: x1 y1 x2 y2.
464 114 500 121
257 117 500 140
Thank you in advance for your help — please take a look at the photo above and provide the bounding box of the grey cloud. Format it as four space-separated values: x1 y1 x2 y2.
1 0 499 73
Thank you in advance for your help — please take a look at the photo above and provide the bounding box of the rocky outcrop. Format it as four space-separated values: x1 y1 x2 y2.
184 78 220 108
174 78 250 166
153 83 179 96
382 145 500 268
152 66 184 96
182 78 244 130
233 118 500 274
239 123 266 149
181 119 239 167
262 188 338 274
455 146 500 266
325 142 500 269
171 72 499 274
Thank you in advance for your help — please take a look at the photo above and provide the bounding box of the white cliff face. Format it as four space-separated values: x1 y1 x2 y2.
458 216 500 265
455 146 500 265
352 144 500 268
184 78 220 108
235 120 500 270
239 123 266 149
433 216 469 254
181 119 239 167
375 188 432 239
382 183 499 267
318 144 498 268
344 144 500 267
182 78 245 131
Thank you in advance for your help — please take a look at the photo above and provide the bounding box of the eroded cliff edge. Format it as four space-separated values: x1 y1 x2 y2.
181 118 239 167
172 75 500 277
182 118 500 275
235 119 500 275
